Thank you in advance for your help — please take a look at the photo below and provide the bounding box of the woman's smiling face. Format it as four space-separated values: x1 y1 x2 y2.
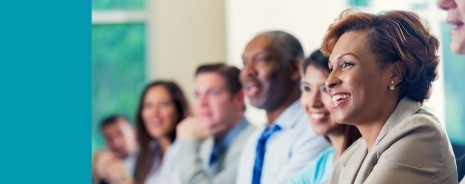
326 31 394 126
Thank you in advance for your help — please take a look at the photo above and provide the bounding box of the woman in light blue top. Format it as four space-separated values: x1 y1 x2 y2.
288 49 361 184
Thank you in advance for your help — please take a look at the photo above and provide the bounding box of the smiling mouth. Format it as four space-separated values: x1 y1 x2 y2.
244 82 261 97
449 20 464 33
331 94 351 108
310 112 329 123
151 118 162 126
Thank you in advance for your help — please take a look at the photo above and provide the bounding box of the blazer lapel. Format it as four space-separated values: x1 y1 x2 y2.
339 141 368 184
374 97 420 145
353 146 379 184
354 98 420 184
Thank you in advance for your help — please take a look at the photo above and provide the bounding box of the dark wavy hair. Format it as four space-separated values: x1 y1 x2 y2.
134 80 190 183
303 49 330 74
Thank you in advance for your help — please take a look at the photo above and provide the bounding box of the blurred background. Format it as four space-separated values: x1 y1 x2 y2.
92 0 465 156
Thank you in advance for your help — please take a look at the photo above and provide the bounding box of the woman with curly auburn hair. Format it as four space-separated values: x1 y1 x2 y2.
321 9 457 183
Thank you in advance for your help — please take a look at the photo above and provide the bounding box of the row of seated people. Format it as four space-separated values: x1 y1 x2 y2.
92 5 465 184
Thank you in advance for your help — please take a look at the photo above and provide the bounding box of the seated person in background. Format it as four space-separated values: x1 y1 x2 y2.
93 149 133 184
92 115 138 184
288 49 361 184
437 0 465 55
134 81 190 184
437 0 465 182
322 9 457 183
177 63 255 184
237 31 330 184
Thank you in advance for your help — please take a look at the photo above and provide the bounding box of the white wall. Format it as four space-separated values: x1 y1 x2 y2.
147 0 227 103
225 0 347 126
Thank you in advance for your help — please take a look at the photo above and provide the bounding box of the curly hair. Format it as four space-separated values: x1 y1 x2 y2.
321 9 439 103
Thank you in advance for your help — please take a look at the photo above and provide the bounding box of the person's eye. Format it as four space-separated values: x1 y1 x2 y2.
300 84 311 92
242 59 248 66
321 86 327 94
208 90 220 96
159 102 170 107
256 56 272 63
143 102 152 109
341 61 354 68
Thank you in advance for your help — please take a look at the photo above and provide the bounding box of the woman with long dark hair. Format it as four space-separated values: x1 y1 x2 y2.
134 80 190 184
288 49 361 184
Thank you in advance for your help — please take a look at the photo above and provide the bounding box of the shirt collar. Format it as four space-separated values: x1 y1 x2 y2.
215 116 249 150
272 99 304 130
374 97 421 145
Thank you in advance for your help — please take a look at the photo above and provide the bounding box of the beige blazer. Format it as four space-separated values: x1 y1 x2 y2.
329 97 457 184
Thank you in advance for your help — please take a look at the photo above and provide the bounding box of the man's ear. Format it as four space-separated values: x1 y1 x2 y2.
390 61 405 85
291 58 303 81
235 91 245 103
233 91 245 110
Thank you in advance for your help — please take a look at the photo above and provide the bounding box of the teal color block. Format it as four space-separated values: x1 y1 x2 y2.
0 0 91 183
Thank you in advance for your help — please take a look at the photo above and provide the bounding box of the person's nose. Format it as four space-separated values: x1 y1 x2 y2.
326 70 342 93
196 94 208 108
310 90 324 108
113 137 125 148
241 61 258 79
152 105 161 116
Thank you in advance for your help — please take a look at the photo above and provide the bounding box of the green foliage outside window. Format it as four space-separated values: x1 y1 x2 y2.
92 0 144 10
92 23 146 154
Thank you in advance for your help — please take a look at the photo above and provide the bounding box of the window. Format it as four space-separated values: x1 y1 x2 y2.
92 0 147 155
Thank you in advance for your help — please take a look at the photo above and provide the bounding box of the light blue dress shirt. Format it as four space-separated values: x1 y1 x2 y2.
235 100 331 184
218 116 249 151
178 116 255 184
209 116 249 167
287 147 335 184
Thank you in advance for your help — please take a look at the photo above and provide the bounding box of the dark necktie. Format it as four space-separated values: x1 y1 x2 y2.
252 124 281 184
208 145 220 166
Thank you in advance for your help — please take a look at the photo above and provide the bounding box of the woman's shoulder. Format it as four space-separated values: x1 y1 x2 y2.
389 108 445 141
376 107 456 167
410 108 443 130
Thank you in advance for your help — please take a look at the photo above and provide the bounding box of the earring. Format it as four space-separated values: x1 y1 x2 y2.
389 80 395 90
